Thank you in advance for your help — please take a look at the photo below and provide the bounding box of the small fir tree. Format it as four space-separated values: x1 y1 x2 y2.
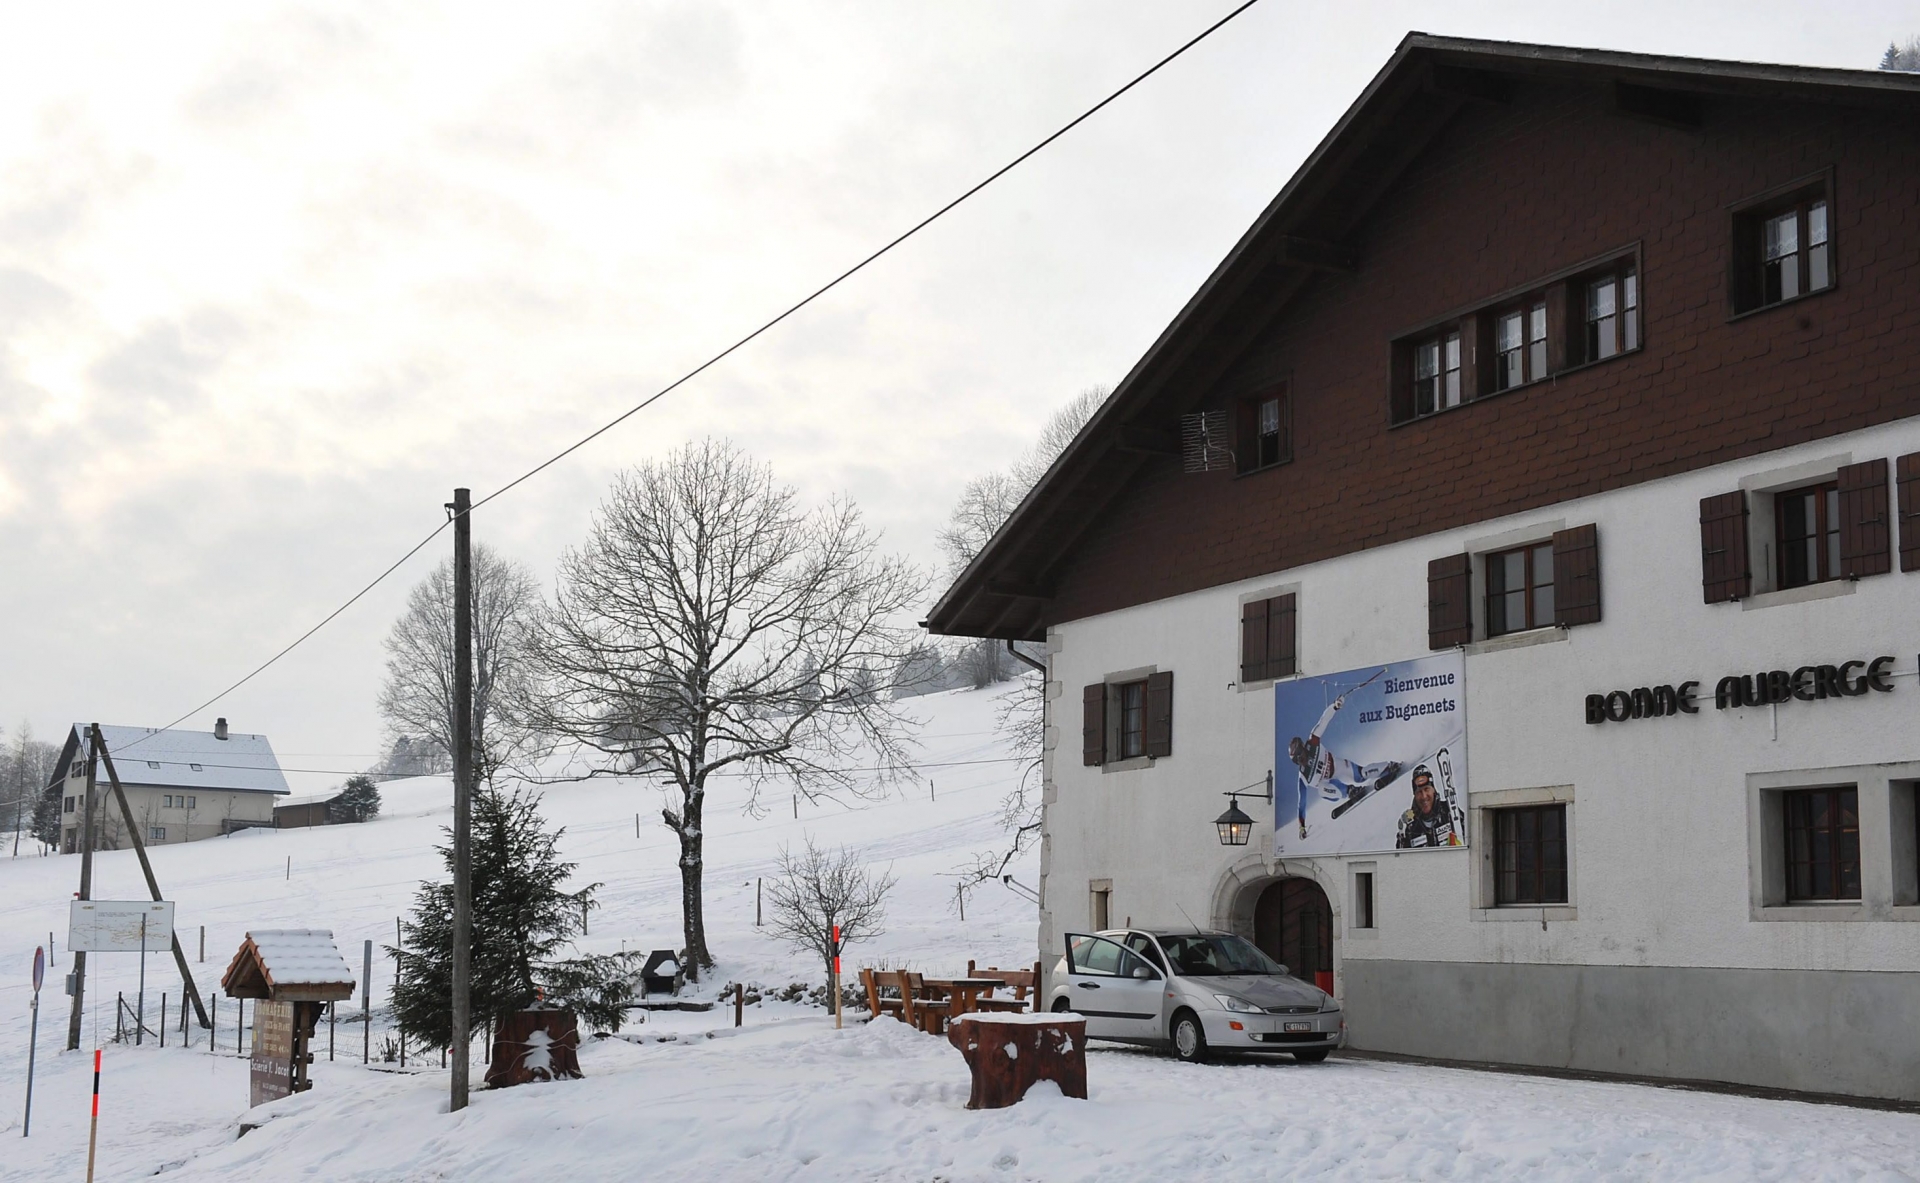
389 786 635 1049
333 775 382 823
32 784 61 849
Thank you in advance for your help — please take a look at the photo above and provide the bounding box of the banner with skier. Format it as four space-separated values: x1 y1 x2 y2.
1272 653 1467 857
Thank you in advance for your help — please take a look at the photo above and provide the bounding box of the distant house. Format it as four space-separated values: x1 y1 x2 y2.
52 718 290 852
274 790 346 829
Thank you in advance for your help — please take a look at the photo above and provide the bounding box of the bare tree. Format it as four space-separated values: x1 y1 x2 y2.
935 386 1106 583
527 439 926 975
5 724 60 855
764 838 895 990
378 543 543 782
931 387 1106 899
1881 35 1920 71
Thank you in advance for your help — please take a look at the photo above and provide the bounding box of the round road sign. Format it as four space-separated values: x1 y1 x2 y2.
31 945 44 993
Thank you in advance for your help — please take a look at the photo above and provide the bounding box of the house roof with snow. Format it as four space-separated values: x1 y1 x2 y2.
53 722 291 796
221 929 357 1002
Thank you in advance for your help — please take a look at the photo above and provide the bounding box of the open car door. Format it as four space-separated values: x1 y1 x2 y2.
1063 933 1166 1042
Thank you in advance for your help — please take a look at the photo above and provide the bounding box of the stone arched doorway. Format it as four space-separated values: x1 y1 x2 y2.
1253 878 1334 994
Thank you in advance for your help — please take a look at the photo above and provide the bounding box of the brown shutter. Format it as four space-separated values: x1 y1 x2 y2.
1388 344 1413 425
1144 671 1173 759
1837 458 1892 578
1240 598 1268 682
1234 398 1257 475
1551 524 1601 626
1081 684 1105 767
1427 554 1472 649
1269 593 1297 679
1457 312 1483 402
1699 491 1751 603
1544 282 1570 373
1899 452 1920 573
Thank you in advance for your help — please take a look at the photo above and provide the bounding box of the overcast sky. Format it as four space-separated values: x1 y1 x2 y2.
1 1 1910 787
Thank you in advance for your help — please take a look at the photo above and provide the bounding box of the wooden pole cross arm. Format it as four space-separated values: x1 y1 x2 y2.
94 731 212 1029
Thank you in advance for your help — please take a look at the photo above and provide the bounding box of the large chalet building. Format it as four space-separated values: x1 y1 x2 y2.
928 36 1920 1102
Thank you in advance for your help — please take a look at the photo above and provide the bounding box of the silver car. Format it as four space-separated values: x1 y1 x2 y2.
1048 929 1344 1063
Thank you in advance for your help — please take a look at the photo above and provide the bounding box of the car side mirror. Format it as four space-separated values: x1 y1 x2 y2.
1131 965 1157 980
1276 965 1290 977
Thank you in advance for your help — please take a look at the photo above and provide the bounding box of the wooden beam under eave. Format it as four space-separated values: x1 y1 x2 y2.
1114 423 1181 456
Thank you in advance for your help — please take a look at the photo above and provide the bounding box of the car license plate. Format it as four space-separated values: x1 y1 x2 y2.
1284 1021 1312 1033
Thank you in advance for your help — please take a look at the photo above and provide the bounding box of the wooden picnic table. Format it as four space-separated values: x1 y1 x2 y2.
922 977 1019 1020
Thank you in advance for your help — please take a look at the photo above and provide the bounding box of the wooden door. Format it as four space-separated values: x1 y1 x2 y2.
1253 878 1332 985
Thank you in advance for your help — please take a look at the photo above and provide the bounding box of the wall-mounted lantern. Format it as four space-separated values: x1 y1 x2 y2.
1214 771 1273 847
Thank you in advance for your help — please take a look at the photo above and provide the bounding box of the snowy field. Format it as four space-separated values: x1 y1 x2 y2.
4 681 1920 1182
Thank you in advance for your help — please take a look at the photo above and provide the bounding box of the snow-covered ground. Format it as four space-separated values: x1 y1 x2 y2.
4 681 1919 1182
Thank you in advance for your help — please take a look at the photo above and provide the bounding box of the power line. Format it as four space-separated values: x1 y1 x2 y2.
116 0 1268 746
110 753 1037 779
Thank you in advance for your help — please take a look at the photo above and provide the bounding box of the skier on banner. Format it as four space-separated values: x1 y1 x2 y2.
1394 764 1462 848
1286 692 1404 839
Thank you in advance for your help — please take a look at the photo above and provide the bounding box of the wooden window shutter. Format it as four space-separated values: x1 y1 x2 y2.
1234 399 1258 475
1239 599 1268 682
1837 458 1892 578
1427 554 1472 649
1457 311 1483 401
1144 671 1174 759
1081 684 1105 766
1543 282 1570 373
1388 344 1414 424
1898 452 1920 572
1699 491 1751 603
1270 593 1297 679
1551 524 1602 626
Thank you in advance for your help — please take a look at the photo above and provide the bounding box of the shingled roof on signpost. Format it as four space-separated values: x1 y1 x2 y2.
221 930 357 1002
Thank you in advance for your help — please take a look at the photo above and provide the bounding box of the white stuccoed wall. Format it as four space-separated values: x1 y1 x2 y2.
1038 414 1920 984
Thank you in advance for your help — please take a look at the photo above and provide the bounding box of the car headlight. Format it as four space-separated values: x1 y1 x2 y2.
1212 994 1262 1014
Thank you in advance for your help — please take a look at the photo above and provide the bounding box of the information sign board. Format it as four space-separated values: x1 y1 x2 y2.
250 999 296 1108
68 901 175 952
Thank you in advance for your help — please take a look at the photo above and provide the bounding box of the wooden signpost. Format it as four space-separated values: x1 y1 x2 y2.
219 931 356 1109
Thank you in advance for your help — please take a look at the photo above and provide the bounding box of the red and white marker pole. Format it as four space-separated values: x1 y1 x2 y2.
831 924 843 1030
84 1049 101 1183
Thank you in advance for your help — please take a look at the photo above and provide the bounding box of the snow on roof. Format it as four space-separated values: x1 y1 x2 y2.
276 790 343 809
246 929 355 987
72 723 290 795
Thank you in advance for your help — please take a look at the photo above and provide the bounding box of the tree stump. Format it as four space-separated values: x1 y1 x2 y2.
946 1013 1087 1110
485 1007 582 1088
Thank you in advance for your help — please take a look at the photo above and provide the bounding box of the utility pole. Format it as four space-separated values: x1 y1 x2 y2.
66 727 98 1051
448 487 474 1112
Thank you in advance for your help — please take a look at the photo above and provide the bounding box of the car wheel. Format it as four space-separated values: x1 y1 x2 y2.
1051 996 1071 1013
1170 1010 1207 1064
1292 1049 1330 1064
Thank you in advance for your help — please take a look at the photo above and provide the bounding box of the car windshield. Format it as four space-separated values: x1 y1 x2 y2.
1157 933 1286 977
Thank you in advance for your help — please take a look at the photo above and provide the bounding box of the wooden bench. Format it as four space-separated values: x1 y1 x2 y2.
967 960 1044 1012
859 968 905 1022
894 971 951 1035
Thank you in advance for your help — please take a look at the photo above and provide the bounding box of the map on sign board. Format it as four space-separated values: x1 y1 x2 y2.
68 900 175 952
